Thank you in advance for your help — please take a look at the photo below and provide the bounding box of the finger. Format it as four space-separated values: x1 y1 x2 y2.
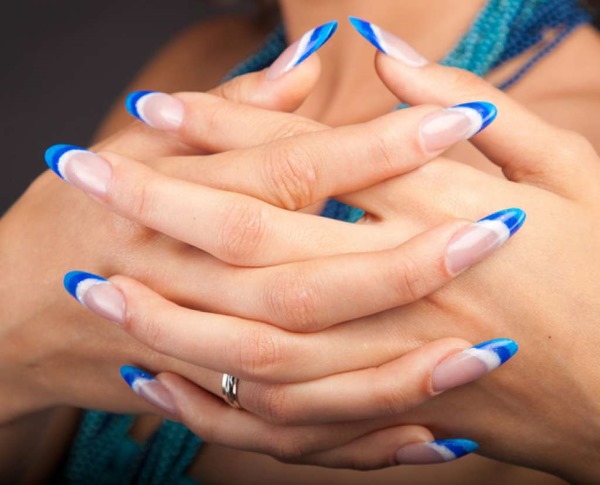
120 368 381 459
122 21 335 151
300 426 478 469
120 368 479 468
90 21 334 160
350 17 595 194
63 272 350 383
209 211 526 332
236 337 518 425
45 147 386 266
156 99 500 212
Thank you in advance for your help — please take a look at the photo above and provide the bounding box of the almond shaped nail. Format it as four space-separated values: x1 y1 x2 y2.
45 144 112 197
395 439 478 464
64 271 126 324
420 102 498 152
266 20 338 80
125 91 184 131
120 366 178 415
432 338 519 392
349 16 428 67
445 208 526 275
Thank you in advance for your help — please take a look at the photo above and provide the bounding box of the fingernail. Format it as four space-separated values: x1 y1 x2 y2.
395 439 478 464
125 91 184 131
432 338 519 392
445 208 526 275
266 20 338 80
349 17 428 67
45 144 111 197
120 366 178 415
64 271 126 324
420 102 498 152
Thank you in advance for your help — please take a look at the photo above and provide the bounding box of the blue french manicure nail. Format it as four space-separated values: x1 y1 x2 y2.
120 365 155 388
267 21 338 79
472 338 520 366
44 144 87 179
64 271 107 302
450 102 498 134
478 208 526 237
349 17 428 66
349 17 386 53
292 20 338 67
428 439 479 460
396 438 478 464
445 208 525 276
120 366 178 415
125 90 157 121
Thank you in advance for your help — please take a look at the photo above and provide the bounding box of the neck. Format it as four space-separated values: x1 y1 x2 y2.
278 0 486 124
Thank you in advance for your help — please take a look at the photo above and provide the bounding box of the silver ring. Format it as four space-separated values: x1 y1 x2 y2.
221 373 242 409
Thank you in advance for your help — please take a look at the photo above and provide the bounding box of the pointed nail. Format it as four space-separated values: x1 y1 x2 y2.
420 102 498 152
349 17 427 67
125 91 184 131
120 366 178 415
395 439 478 464
445 208 526 275
432 338 519 392
266 20 338 80
45 144 111 197
64 271 126 324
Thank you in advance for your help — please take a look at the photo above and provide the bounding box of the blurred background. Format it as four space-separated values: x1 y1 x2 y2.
0 0 238 214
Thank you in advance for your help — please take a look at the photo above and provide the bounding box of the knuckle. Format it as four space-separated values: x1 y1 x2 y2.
270 432 308 462
119 173 159 224
447 67 483 91
238 328 284 379
375 379 411 416
272 119 320 140
261 140 318 210
391 254 429 303
214 78 245 103
365 126 401 175
217 201 267 265
264 270 321 332
122 306 164 352
256 385 294 425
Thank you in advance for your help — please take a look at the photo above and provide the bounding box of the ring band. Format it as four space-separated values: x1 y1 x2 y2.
221 373 242 409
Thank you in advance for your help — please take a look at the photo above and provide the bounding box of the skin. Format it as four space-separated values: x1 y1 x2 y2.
2 0 600 483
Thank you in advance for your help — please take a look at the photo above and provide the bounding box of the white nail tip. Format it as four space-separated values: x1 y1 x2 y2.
462 347 503 372
426 442 458 461
57 149 87 182
446 107 484 139
75 278 109 306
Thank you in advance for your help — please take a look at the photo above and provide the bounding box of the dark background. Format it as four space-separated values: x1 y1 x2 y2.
0 0 233 214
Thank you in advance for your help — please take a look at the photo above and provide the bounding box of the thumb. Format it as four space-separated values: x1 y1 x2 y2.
125 20 337 132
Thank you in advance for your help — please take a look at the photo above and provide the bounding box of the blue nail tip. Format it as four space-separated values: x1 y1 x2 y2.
295 20 338 67
478 208 527 237
120 366 155 388
64 271 106 301
434 439 479 458
473 338 519 365
348 17 386 54
453 101 498 134
125 90 156 120
44 144 86 178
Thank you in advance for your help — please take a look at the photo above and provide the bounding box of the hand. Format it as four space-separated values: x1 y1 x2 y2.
50 59 529 474
61 21 600 481
0 43 323 425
